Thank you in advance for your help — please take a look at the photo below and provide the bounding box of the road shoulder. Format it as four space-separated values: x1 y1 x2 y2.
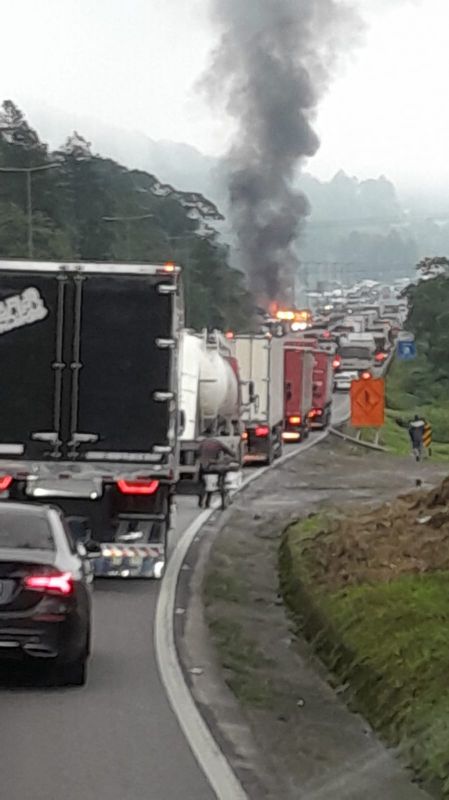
176 440 447 799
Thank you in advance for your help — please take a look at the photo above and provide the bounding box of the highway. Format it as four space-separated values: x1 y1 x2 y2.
0 393 348 800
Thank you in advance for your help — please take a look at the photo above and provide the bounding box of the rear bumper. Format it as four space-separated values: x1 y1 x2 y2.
0 613 86 664
93 542 165 578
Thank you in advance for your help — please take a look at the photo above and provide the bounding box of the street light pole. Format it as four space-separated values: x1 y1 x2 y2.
0 163 59 258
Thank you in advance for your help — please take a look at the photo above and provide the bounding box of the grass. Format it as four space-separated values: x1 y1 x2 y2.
281 516 449 796
204 565 277 708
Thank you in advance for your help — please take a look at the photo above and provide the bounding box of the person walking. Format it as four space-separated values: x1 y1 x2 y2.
197 436 236 508
408 415 425 462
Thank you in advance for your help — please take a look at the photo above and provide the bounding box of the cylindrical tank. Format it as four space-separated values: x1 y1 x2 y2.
199 349 239 421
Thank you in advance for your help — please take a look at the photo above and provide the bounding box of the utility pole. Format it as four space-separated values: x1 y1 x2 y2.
0 163 59 257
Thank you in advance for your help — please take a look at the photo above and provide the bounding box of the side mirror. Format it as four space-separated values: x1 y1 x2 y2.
84 539 103 559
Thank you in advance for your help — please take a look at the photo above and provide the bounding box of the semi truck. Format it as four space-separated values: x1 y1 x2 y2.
338 332 376 372
309 348 334 429
283 344 314 442
178 329 242 484
287 336 334 429
233 334 284 464
0 259 182 579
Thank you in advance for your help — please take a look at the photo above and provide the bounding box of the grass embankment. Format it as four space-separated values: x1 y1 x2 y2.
347 357 449 460
204 566 277 708
281 484 449 797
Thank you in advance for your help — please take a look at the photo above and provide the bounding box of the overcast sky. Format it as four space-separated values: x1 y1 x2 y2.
0 0 446 195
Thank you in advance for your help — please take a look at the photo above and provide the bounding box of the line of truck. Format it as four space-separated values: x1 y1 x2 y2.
0 259 337 579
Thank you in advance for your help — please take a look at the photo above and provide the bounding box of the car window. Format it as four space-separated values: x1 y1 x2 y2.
0 509 54 550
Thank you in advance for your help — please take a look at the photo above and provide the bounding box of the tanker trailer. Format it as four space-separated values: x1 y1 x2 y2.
178 330 243 490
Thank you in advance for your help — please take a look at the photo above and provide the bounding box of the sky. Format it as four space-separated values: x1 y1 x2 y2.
0 0 447 197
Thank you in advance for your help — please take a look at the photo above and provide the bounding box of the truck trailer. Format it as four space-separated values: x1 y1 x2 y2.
283 345 314 442
0 260 182 578
233 334 284 464
178 329 243 485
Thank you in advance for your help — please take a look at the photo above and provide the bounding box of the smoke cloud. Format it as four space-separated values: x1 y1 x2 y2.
204 0 360 303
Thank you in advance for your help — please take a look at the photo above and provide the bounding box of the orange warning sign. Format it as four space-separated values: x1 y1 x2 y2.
350 377 385 427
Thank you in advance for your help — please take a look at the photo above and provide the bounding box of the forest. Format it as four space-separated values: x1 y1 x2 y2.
0 101 252 330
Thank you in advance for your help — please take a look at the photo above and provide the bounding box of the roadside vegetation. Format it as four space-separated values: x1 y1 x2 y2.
281 477 449 796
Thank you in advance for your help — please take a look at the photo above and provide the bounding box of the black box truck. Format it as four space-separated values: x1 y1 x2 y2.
0 260 182 578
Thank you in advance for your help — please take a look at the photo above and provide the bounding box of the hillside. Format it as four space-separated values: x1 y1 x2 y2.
0 100 251 330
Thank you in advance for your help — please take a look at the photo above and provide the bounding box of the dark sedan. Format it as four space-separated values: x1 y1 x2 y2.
0 502 98 685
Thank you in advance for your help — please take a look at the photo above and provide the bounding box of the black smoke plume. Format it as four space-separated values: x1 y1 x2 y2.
205 0 359 302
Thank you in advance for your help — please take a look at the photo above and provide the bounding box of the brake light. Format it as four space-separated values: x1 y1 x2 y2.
117 479 160 495
361 371 371 380
289 416 301 426
24 572 73 596
241 431 248 441
0 475 12 491
164 262 175 273
332 357 341 369
255 426 270 438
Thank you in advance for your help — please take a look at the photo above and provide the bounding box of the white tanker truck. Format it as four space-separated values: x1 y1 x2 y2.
177 329 243 488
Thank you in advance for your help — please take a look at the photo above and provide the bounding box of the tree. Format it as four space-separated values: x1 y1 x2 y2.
0 100 253 329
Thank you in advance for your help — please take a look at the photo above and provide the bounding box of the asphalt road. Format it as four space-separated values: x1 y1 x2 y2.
0 393 349 800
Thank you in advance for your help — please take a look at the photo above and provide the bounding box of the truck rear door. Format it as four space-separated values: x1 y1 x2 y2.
74 273 173 459
0 271 63 459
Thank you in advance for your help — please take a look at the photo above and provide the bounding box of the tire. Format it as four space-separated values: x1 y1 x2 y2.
60 656 87 687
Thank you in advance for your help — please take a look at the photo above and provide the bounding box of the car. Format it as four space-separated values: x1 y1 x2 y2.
334 370 359 391
0 501 100 685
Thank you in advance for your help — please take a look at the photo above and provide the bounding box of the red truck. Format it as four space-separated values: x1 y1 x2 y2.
283 344 314 442
309 348 334 429
285 336 334 430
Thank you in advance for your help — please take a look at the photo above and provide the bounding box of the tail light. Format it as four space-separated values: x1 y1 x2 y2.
0 475 12 491
361 371 371 380
255 426 270 438
289 416 301 426
241 431 248 441
332 357 341 369
309 409 322 419
24 572 74 596
117 479 160 495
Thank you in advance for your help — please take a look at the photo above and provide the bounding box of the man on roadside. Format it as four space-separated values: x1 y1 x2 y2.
197 435 237 508
408 415 425 462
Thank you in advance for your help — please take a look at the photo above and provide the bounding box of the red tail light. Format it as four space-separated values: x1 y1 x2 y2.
361 371 371 380
289 415 301 426
24 572 74 596
255 426 270 438
309 409 322 418
117 479 160 495
0 475 12 491
332 357 341 369
241 431 248 441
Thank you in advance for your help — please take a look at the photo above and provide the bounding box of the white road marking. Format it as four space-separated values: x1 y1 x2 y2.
155 432 329 799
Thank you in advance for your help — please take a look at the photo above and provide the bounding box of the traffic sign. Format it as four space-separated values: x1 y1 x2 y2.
424 422 432 450
397 340 417 360
350 377 385 427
